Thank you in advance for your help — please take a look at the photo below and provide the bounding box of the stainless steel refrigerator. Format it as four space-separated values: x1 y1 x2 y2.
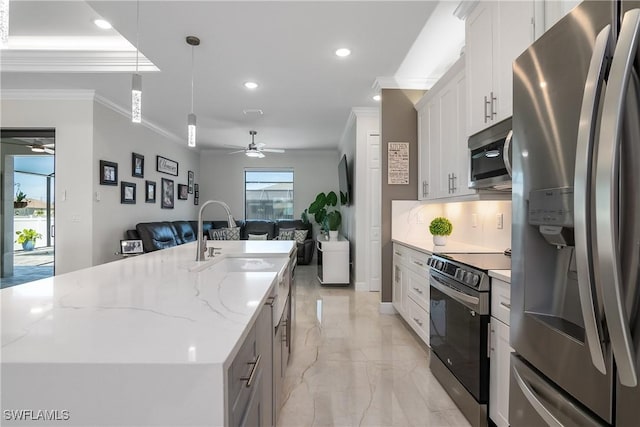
511 1 640 425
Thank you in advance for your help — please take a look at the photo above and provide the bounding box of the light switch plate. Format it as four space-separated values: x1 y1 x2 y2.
471 213 478 228
496 213 504 229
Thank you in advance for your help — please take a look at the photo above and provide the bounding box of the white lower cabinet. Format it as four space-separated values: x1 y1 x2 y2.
392 243 430 347
489 277 513 427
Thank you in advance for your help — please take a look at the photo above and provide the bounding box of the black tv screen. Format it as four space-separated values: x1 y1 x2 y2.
338 154 351 206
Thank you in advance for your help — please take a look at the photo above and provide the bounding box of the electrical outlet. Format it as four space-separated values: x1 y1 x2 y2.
95 191 100 202
471 213 478 228
496 213 504 229
417 211 425 224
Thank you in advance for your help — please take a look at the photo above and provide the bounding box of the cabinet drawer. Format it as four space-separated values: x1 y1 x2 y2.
407 270 429 312
491 278 511 326
393 244 410 266
408 250 430 274
228 325 259 427
407 296 429 346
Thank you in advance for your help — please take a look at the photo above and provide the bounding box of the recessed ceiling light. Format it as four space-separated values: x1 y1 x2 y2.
373 94 381 101
244 81 259 90
335 48 351 57
93 19 112 30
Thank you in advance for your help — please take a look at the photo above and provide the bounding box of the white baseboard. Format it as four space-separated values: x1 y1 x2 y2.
355 281 368 291
379 302 397 315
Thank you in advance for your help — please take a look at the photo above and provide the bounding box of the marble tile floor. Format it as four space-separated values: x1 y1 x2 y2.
279 265 471 427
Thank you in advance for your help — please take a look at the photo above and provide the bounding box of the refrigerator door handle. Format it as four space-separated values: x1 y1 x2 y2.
596 8 640 388
573 24 611 375
513 366 563 427
503 130 513 178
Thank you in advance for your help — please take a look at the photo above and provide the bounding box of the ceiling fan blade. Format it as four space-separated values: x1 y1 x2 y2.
43 143 55 148
223 144 247 149
227 150 246 155
261 148 285 153
256 142 266 149
43 147 55 154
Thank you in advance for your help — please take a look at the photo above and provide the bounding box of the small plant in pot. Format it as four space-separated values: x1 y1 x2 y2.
14 190 28 209
429 217 452 246
15 228 42 251
308 191 342 239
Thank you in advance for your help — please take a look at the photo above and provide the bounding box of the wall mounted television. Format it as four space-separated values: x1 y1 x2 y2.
338 154 351 206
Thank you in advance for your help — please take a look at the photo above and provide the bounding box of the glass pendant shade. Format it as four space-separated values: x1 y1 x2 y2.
131 73 142 123
188 113 197 147
0 0 9 45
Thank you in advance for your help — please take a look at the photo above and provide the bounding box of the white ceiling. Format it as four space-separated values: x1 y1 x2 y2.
1 1 464 151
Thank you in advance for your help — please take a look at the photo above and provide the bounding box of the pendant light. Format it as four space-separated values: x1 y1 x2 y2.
186 36 200 148
131 0 142 123
0 0 9 45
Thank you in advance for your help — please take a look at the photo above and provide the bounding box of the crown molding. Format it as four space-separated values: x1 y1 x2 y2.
373 76 440 91
2 89 182 145
93 94 182 144
0 50 159 73
1 89 96 101
339 107 380 149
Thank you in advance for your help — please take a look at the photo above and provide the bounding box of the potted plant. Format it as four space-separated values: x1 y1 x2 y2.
15 228 42 251
307 191 342 239
429 217 452 246
14 190 28 209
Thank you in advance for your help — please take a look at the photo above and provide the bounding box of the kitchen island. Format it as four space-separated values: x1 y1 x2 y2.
1 240 295 426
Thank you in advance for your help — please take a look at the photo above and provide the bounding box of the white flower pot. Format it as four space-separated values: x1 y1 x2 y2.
433 235 447 246
329 230 339 240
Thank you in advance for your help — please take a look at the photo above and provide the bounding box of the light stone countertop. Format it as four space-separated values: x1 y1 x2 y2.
489 269 511 283
392 236 501 255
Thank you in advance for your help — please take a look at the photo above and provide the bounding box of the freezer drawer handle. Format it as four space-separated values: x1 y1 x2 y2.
513 365 563 427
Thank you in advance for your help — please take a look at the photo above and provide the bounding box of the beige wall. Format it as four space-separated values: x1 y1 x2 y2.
380 89 424 302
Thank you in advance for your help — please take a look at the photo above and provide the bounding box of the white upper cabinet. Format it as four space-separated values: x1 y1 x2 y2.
466 0 535 136
416 57 473 201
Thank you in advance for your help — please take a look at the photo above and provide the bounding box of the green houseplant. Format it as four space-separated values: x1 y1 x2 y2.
307 191 342 239
14 190 28 209
429 217 452 246
16 228 42 251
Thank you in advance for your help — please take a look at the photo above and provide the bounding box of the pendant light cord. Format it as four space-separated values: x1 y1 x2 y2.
135 0 139 74
191 45 195 113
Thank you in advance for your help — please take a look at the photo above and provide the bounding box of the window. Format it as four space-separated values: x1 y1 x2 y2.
245 170 294 220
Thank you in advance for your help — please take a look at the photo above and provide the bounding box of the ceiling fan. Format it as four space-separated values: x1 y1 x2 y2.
227 131 285 158
1 138 55 154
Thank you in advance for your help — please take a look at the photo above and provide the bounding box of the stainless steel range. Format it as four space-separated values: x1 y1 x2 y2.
427 252 511 427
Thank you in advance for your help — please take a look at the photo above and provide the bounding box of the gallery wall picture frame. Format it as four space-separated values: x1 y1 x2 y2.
120 239 144 255
100 160 118 186
132 153 144 178
156 155 179 176
121 181 136 204
188 171 194 193
145 180 156 203
161 178 174 209
178 184 188 200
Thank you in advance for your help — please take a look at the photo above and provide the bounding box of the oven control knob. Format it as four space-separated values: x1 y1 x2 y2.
471 274 480 286
427 258 434 267
454 268 463 280
464 272 474 284
436 261 444 270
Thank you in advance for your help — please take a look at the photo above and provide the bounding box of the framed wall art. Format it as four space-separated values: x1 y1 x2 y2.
99 160 118 186
156 155 178 176
188 171 194 193
145 180 156 203
121 181 136 204
132 153 144 178
178 184 188 200
161 178 174 209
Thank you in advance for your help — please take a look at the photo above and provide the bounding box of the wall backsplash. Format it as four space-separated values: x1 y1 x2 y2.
392 199 512 252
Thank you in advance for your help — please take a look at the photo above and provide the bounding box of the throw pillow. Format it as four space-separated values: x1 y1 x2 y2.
248 233 269 240
208 228 227 240
294 229 308 244
225 226 241 240
278 228 296 240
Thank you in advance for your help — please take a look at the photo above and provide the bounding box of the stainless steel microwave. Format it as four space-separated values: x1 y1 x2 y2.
468 117 512 190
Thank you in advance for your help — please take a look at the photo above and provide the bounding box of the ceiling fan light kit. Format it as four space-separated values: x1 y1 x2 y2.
186 35 200 148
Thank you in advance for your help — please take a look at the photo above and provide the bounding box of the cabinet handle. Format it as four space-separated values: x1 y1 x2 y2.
490 91 497 119
413 287 423 294
413 318 423 327
413 260 424 267
487 323 492 358
426 182 429 195
484 95 491 123
452 174 457 193
447 173 451 194
265 296 276 307
500 301 511 310
394 251 402 256
240 354 261 388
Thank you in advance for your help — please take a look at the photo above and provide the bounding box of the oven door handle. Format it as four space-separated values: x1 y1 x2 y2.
430 274 479 309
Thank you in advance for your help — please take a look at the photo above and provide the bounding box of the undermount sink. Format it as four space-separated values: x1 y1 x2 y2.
188 255 278 273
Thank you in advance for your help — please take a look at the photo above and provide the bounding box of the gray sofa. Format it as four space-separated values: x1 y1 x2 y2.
126 219 315 265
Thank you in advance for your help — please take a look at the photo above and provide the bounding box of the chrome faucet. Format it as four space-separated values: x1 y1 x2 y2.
196 200 236 261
